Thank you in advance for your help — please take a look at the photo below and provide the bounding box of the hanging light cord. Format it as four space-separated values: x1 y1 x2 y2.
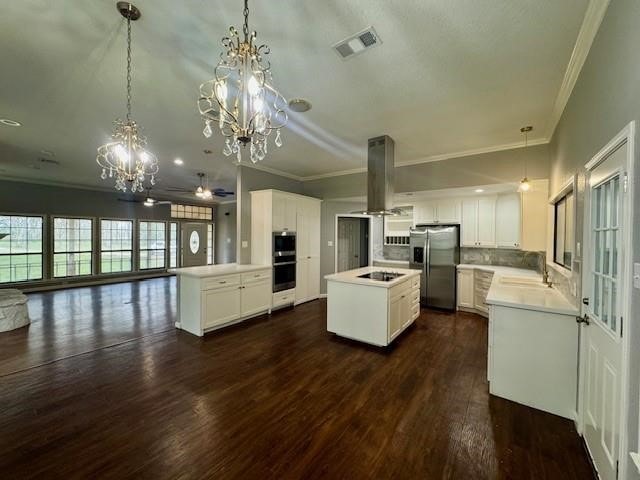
523 129 528 177
125 9 133 122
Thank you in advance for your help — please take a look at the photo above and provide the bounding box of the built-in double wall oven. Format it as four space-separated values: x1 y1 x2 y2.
273 231 296 292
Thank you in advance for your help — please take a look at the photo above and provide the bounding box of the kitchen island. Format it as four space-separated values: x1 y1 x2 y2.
325 266 420 347
170 263 272 337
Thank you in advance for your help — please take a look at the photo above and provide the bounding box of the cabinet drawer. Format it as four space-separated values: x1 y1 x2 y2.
273 289 295 307
411 303 420 320
202 274 241 291
411 289 420 305
390 279 412 299
241 269 271 284
411 275 420 289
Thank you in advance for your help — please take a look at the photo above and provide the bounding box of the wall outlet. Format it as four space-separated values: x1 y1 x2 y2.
571 282 577 297
241 240 248 248
634 263 640 289
328 240 334 247
576 242 581 258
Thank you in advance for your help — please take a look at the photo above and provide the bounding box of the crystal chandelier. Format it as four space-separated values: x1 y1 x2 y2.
97 2 158 192
198 0 288 163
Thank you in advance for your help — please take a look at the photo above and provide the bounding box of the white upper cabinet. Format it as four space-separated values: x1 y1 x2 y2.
272 192 296 232
461 196 496 247
476 196 496 247
436 199 461 223
413 201 436 224
461 199 478 247
412 199 460 225
495 193 521 248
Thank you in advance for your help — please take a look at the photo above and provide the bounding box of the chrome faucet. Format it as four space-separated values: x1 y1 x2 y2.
540 253 553 288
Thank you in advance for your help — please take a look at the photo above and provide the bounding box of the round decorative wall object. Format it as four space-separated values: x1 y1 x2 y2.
189 231 200 254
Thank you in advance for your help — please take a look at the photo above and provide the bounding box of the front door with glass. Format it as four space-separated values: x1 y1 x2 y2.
181 223 208 267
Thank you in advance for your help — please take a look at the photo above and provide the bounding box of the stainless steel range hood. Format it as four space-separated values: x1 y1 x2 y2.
359 135 401 216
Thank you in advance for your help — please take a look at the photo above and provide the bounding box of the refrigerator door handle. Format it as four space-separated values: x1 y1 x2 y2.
426 237 431 275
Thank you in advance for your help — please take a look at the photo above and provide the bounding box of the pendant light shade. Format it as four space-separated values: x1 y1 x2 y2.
518 126 533 193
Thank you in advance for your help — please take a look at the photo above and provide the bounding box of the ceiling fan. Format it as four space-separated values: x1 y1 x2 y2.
117 187 171 207
165 173 234 199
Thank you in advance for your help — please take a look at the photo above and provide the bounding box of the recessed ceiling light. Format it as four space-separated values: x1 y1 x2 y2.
475 189 484 193
174 158 184 165
0 118 21 127
288 98 312 113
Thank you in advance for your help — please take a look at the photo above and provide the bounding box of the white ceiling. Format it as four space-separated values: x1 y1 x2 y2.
0 0 589 199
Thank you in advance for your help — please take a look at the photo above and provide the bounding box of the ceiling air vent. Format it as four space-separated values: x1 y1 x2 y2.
332 26 382 60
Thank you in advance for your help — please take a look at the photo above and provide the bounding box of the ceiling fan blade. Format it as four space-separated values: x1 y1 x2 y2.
156 200 172 205
118 198 142 203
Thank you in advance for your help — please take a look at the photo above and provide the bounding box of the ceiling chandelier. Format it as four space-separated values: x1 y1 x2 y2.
97 2 158 192
518 126 533 192
198 0 288 164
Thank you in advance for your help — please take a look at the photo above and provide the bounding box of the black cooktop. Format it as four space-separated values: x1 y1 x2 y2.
358 271 405 282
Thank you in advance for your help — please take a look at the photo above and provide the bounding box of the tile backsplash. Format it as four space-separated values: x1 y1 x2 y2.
381 245 410 261
460 247 542 272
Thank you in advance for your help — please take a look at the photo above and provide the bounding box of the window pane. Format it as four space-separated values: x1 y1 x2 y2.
139 221 166 270
100 220 133 273
207 224 213 265
0 215 44 283
53 217 93 277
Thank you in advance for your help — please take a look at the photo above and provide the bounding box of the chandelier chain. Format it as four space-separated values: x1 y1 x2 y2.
242 0 249 41
126 13 132 122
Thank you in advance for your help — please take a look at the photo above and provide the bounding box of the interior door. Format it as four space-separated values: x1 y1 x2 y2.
337 217 362 272
181 223 208 267
582 142 627 480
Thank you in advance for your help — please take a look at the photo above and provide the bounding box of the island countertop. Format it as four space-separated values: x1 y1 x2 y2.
324 266 420 288
169 263 271 278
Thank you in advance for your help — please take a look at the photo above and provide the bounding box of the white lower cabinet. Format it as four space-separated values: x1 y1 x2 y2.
273 288 295 308
177 267 272 337
296 256 320 304
326 273 420 347
456 267 494 318
457 268 474 308
203 285 242 329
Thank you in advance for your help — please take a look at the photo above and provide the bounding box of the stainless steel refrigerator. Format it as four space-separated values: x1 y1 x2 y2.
409 224 460 310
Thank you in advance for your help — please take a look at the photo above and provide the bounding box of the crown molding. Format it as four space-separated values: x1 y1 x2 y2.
234 160 304 182
545 0 610 140
298 137 549 182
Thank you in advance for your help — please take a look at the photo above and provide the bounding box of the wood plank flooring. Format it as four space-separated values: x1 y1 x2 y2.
0 279 594 479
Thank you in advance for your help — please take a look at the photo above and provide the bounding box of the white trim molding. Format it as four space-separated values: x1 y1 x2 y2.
546 0 611 140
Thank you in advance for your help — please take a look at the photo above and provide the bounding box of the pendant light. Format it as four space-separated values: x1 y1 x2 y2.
519 126 533 192
97 2 159 192
197 0 288 164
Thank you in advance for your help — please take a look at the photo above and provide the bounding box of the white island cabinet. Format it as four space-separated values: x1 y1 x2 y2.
170 264 272 337
325 267 420 347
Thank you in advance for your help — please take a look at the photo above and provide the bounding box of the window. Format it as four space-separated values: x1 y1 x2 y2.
100 220 133 273
0 215 43 283
139 221 166 270
207 224 214 265
53 217 93 277
553 189 574 269
171 204 213 220
169 222 178 268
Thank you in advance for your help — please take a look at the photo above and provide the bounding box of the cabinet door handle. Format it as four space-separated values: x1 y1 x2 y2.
254 274 261 277
219 281 227 284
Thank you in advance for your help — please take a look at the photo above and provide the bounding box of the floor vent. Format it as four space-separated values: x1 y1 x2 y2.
332 26 381 60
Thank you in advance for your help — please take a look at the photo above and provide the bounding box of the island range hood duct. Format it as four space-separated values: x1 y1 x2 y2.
359 135 401 216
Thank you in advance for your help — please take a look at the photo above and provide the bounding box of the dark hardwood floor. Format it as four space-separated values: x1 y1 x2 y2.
0 279 593 479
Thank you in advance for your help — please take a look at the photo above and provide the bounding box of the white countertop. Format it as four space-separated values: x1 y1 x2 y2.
485 272 578 316
457 264 540 278
169 263 271 278
325 266 420 288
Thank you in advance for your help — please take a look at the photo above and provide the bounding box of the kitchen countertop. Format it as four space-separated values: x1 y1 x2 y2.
485 271 578 316
325 266 420 288
457 264 540 278
169 263 271 278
